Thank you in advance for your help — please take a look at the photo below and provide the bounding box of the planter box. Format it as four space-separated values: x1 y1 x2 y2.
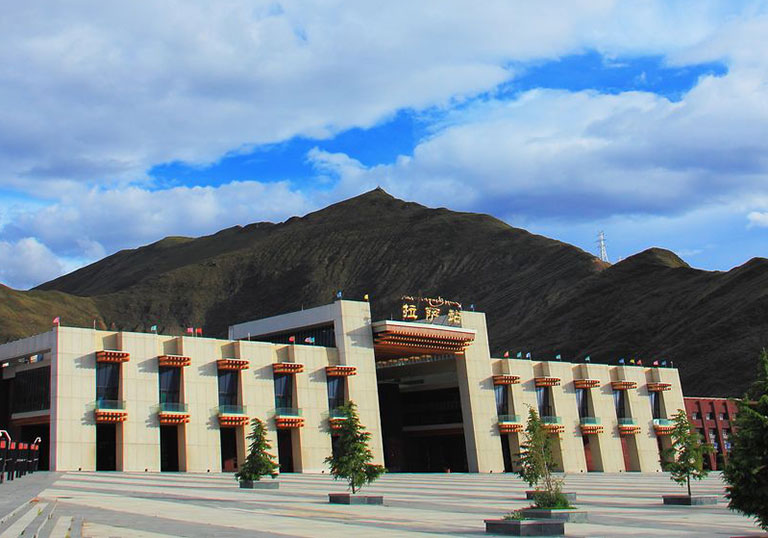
662 495 718 506
328 493 384 505
520 508 587 523
524 491 577 502
484 519 565 536
239 480 280 489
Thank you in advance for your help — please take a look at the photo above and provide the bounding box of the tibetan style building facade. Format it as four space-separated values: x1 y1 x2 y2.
0 299 684 474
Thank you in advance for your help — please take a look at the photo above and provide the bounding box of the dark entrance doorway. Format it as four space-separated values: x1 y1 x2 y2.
19 423 50 471
501 435 513 472
96 424 117 471
277 430 294 472
160 425 179 472
403 431 467 472
220 428 237 472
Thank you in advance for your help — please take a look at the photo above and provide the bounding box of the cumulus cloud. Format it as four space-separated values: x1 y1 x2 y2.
0 1 752 195
309 61 768 221
1 181 313 261
0 238 68 289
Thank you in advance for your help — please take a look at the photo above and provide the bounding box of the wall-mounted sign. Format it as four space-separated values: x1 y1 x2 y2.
400 296 462 325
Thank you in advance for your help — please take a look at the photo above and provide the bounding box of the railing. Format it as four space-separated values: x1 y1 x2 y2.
580 416 601 425
158 402 189 413
275 407 302 417
95 400 126 410
541 416 562 424
329 408 348 419
498 414 521 424
216 405 247 415
653 418 673 427
618 417 637 425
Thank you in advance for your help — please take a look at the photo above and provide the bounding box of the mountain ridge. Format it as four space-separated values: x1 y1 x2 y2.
2 188 766 397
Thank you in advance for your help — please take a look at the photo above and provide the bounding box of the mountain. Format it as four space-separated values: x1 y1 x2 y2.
1 188 765 396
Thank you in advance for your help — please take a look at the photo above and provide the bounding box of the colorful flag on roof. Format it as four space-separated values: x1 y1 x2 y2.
195 328 203 336
629 359 635 365
619 358 625 365
503 351 509 358
150 325 158 332
304 336 315 344
186 327 194 334
517 351 522 359
288 335 296 343
52 316 60 325
652 360 659 366
584 355 591 362
525 352 531 359
555 354 562 360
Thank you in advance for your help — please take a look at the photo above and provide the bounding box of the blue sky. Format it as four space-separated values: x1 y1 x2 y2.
0 2 767 288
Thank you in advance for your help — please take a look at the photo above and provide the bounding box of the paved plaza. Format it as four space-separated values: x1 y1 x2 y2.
0 471 763 537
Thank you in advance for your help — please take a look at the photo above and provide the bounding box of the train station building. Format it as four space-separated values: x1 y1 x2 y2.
0 298 684 474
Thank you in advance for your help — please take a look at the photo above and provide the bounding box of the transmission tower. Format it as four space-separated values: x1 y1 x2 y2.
597 231 609 263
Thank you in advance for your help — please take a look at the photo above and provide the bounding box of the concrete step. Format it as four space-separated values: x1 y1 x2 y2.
0 502 48 538
43 516 73 538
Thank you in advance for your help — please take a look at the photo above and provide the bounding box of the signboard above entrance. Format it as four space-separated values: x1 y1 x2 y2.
401 296 462 326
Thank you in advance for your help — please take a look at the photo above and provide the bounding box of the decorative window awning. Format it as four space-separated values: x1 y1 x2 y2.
574 379 600 389
653 418 674 435
611 380 637 390
96 350 130 363
372 320 475 359
535 376 561 387
493 375 520 385
95 410 128 423
647 382 672 392
158 355 191 368
218 415 249 427
326 365 357 377
217 358 250 371
618 419 641 435
273 362 304 374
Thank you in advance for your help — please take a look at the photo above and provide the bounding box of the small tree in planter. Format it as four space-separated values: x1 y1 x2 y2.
661 408 714 504
516 408 574 509
235 418 279 489
325 401 386 504
486 408 580 533
723 349 768 529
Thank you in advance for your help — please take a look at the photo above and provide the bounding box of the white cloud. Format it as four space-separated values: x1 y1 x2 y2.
309 56 768 222
747 211 768 228
0 1 756 195
0 238 68 289
1 181 314 261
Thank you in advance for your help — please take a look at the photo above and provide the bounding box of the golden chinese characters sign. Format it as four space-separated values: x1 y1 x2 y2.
400 296 462 326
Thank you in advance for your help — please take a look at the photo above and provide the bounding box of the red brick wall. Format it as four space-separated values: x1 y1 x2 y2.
684 397 738 471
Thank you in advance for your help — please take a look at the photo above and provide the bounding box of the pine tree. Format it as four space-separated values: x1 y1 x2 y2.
516 407 569 508
723 349 768 530
517 407 552 489
662 408 713 496
235 418 279 482
324 401 385 494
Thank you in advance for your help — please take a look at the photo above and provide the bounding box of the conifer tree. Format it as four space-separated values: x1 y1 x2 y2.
723 349 768 530
517 407 553 490
235 418 279 482
325 401 385 494
662 408 712 496
516 407 570 508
